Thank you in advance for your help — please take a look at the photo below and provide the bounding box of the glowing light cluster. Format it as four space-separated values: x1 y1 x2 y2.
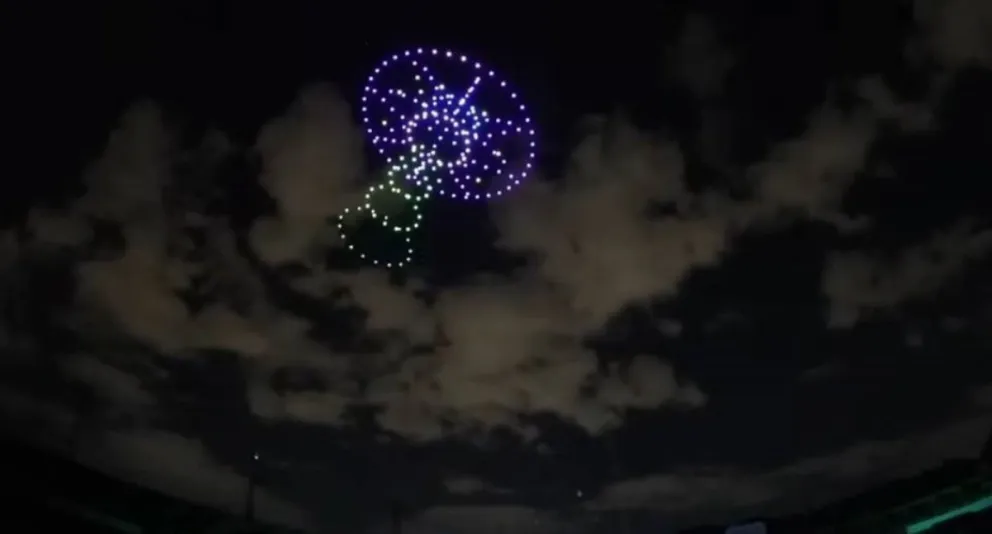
362 47 536 200
337 47 537 268
336 167 426 268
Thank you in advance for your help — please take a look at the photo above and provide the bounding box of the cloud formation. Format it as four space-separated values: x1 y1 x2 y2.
10 19 987 444
15 93 714 444
587 413 992 522
250 86 366 265
823 224 992 328
76 429 312 528
915 0 992 69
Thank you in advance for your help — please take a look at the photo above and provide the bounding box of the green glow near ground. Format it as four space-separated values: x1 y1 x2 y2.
904 494 992 533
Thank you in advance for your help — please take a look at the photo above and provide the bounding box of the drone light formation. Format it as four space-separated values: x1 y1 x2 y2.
337 47 537 268
336 169 426 269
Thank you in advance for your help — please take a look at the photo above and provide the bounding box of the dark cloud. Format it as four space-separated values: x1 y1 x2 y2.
669 14 734 101
914 0 992 69
588 413 991 518
823 223 992 328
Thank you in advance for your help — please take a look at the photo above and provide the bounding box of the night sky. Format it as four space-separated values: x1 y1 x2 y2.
3 1 992 533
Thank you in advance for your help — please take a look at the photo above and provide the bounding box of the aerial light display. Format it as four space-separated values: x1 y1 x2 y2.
336 171 426 269
336 47 537 268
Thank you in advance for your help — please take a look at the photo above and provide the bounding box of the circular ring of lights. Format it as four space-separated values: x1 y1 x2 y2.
360 47 537 201
335 177 427 269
